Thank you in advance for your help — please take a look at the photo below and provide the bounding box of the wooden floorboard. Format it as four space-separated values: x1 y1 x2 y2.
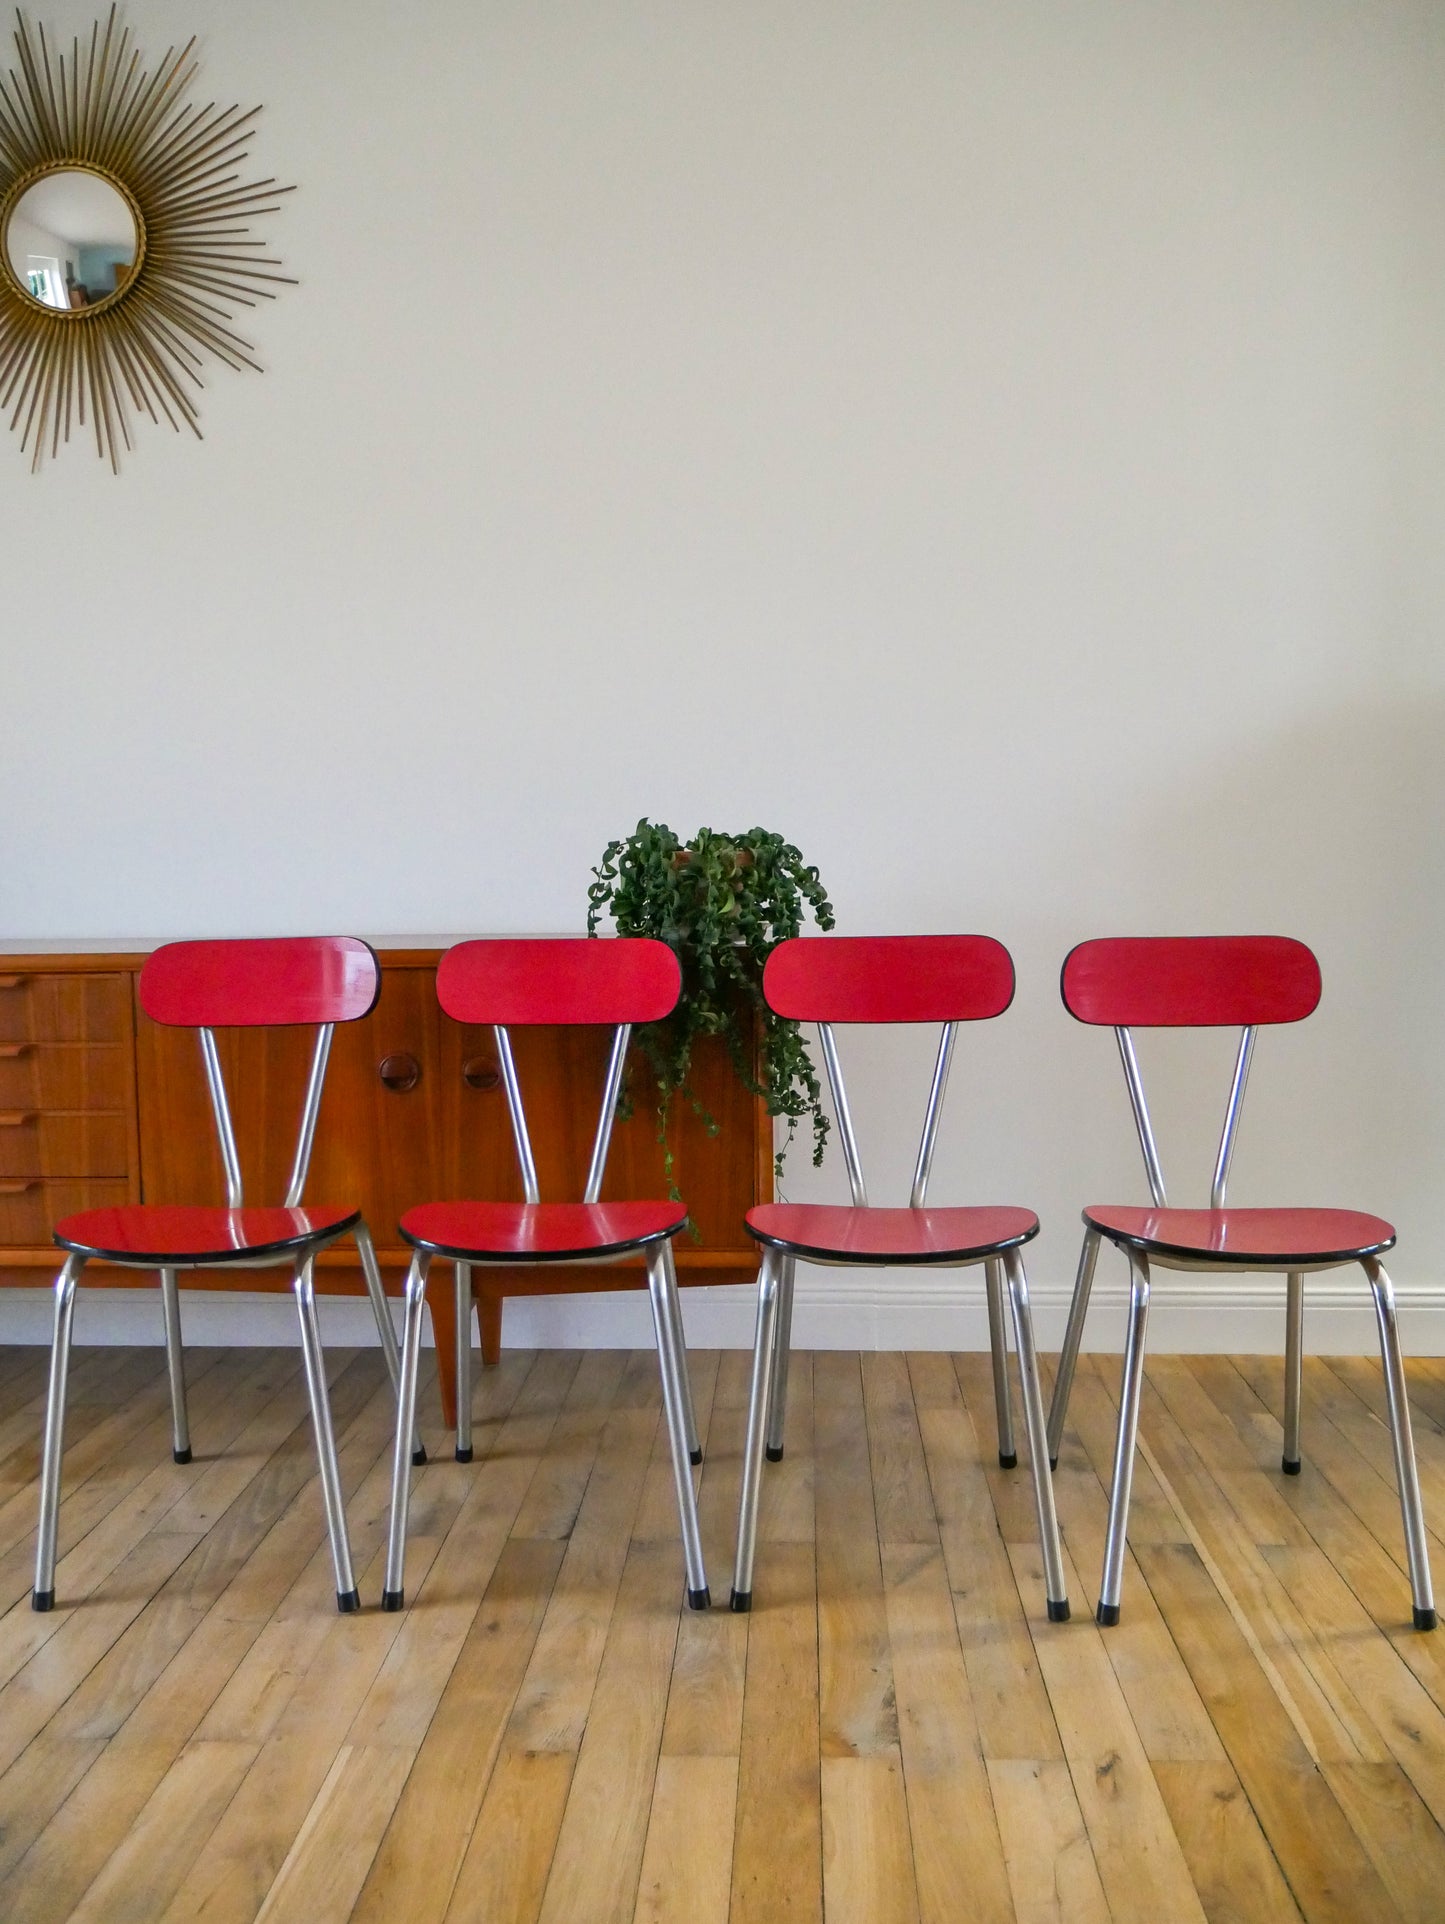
1 1342 1443 1921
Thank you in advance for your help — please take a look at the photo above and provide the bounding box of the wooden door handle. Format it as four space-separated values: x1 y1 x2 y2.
378 1052 421 1093
461 1056 500 1091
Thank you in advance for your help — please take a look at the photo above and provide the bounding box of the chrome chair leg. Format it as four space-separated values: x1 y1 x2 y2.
33 1253 85 1611
662 1240 701 1464
731 1249 780 1612
764 1252 796 1462
1282 1270 1304 1474
1363 1256 1436 1630
293 1253 358 1613
1002 1248 1070 1621
354 1219 424 1464
454 1260 474 1461
159 1265 191 1464
1047 1224 1100 1468
1098 1247 1151 1626
984 1257 1016 1467
384 1251 431 1610
646 1241 709 1609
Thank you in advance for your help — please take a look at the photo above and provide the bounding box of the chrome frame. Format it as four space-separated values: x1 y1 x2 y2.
731 1016 1068 1622
384 1017 709 1612
31 1012 398 1616
1048 1018 1436 1632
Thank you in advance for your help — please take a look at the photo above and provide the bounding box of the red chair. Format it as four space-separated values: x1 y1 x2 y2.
729 935 1069 1620
382 938 709 1611
1047 935 1435 1629
33 938 414 1616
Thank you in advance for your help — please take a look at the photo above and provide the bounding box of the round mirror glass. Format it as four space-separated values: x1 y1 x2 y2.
3 169 139 311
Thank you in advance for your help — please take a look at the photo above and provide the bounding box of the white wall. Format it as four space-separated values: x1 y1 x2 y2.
3 1 1443 1350
5 209 77 301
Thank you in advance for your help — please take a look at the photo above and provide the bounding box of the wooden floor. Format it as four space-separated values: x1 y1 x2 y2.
2 1341 1445 1924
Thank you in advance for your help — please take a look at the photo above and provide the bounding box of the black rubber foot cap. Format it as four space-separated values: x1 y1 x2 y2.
32 1588 53 1613
687 1585 711 1611
173 1445 192 1464
690 1447 703 1466
1416 1606 1437 1631
1049 1455 1059 1471
412 1445 427 1466
382 1588 404 1612
729 1588 752 1613
337 1588 361 1614
1096 1601 1120 1627
1282 1456 1302 1476
1048 1597 1071 1622
455 1445 473 1463
999 1450 1018 1469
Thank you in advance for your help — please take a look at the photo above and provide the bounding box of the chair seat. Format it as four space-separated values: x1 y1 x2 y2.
1084 1205 1395 1266
399 1199 689 1262
54 1203 360 1265
746 1203 1039 1265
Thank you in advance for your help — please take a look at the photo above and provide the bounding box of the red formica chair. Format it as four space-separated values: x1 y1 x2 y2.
730 934 1070 1620
1046 935 1435 1629
33 937 416 1615
382 938 709 1612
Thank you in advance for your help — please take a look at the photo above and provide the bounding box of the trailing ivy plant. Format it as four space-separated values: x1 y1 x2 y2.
587 820 835 1193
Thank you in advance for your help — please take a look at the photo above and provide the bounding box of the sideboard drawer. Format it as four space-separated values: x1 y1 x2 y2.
0 1041 130 1110
0 974 130 1046
0 1111 130 1180
0 1178 131 1245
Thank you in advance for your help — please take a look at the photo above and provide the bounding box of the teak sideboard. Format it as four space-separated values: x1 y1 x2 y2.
0 943 773 1426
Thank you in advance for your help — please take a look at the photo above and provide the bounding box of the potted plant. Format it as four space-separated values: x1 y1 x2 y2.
587 819 835 1191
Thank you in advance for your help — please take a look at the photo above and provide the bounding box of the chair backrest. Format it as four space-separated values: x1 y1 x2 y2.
1060 935 1322 1209
139 937 381 1210
436 938 682 1205
763 935 1016 1209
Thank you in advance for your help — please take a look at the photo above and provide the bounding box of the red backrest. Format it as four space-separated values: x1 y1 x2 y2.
436 938 681 1026
1061 937 1322 1027
139 937 380 1028
763 935 1015 1023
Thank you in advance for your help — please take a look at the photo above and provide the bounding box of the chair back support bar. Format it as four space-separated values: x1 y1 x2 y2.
142 938 381 1212
766 936 1013 1211
438 939 680 1206
1067 937 1318 1210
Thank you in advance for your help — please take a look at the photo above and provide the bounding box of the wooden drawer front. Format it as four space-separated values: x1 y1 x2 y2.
0 1178 130 1245
0 1111 129 1179
0 1041 130 1110
0 973 130 1045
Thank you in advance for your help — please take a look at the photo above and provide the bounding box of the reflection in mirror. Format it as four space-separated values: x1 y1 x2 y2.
4 169 138 310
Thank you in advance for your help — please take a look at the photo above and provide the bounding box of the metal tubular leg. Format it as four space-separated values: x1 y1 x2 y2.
354 1220 424 1464
1047 1226 1101 1468
646 1244 709 1609
384 1252 431 1610
1282 1271 1304 1474
764 1253 796 1463
293 1254 359 1612
1002 1250 1070 1621
33 1253 84 1610
731 1250 781 1612
1098 1250 1152 1626
159 1266 191 1464
984 1257 1016 1467
1364 1258 1436 1630
455 1261 474 1461
662 1241 701 1465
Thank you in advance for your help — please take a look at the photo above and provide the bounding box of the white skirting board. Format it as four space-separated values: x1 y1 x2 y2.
2 1270 1444 1356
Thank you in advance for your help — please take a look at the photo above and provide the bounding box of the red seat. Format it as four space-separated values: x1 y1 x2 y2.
33 937 400 1619
382 938 710 1616
401 1200 687 1262
729 935 1068 1624
1049 934 1434 1632
748 1203 1038 1265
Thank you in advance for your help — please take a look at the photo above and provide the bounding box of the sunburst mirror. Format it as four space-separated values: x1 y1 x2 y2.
0 8 293 470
